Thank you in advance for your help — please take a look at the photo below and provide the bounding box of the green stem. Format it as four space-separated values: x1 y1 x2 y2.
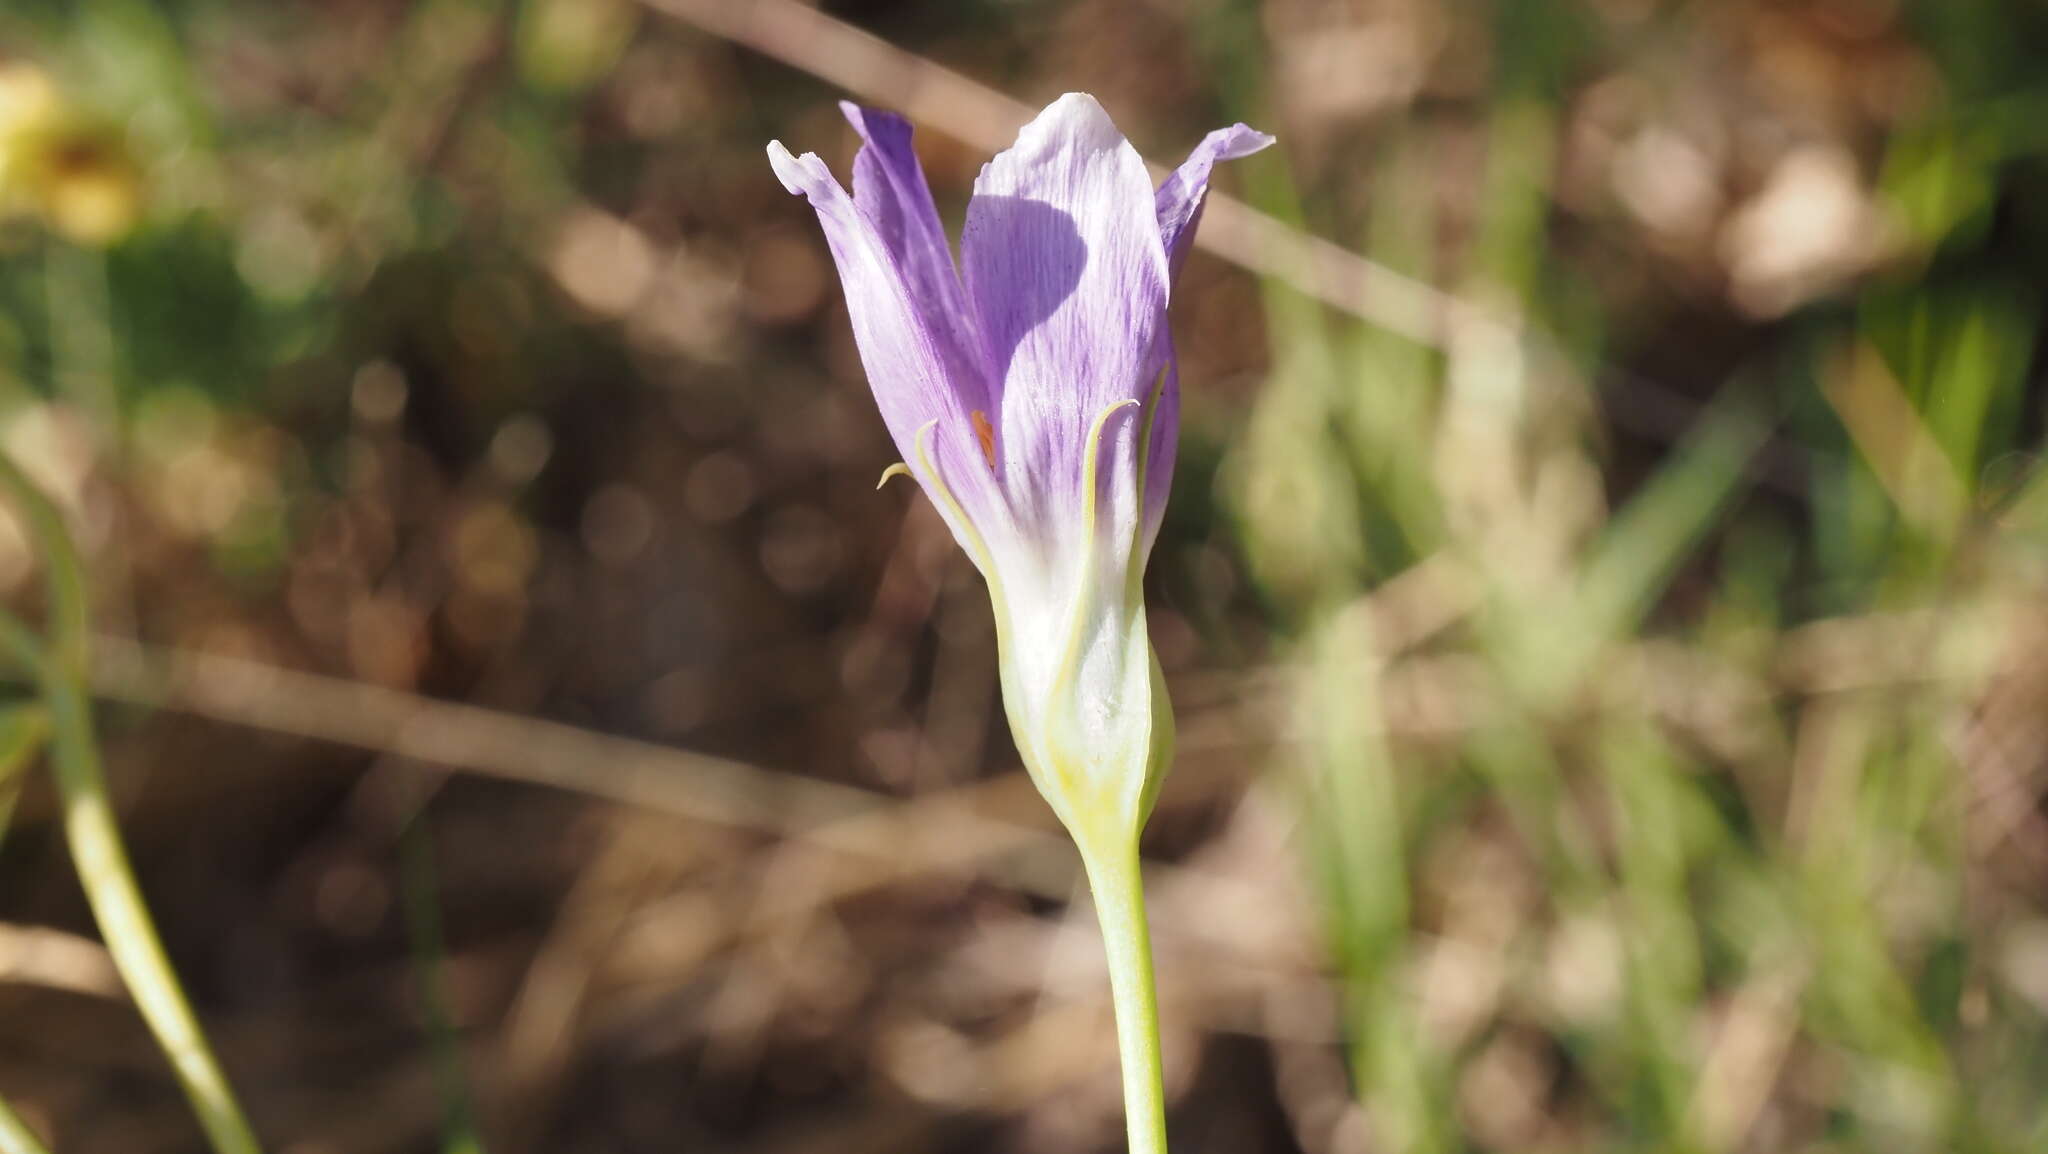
1079 835 1169 1154
400 816 487 1154
0 452 262 1154
0 1095 52 1154
42 671 262 1154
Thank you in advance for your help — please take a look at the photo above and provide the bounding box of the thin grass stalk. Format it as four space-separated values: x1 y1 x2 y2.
0 452 263 1154
0 703 51 858
0 1095 52 1154
401 816 488 1154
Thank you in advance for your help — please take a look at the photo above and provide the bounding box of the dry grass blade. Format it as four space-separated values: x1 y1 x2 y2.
87 635 881 834
0 922 124 999
80 636 1078 901
77 636 1320 965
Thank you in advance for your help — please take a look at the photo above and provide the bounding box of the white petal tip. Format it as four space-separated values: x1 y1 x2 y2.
1215 125 1276 159
1005 92 1125 162
766 140 820 195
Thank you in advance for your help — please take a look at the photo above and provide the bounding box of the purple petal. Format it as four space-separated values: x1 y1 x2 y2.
1135 123 1269 552
767 141 1006 545
1137 345 1179 559
1155 124 1273 286
839 103 989 406
960 93 1168 561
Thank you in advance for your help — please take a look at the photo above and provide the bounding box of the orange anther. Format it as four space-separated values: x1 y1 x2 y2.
970 410 997 470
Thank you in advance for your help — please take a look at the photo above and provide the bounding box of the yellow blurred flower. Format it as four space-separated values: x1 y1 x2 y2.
0 62 142 246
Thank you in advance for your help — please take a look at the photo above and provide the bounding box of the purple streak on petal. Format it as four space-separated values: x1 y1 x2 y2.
1155 124 1273 287
767 141 1006 546
960 93 1168 563
840 103 991 414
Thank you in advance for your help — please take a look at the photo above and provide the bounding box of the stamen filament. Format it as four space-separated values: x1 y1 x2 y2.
910 419 1008 624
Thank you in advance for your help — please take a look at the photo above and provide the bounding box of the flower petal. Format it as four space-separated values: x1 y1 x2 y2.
960 93 1168 568
1135 346 1179 560
839 103 989 406
767 140 1006 551
1136 123 1269 553
1155 124 1273 285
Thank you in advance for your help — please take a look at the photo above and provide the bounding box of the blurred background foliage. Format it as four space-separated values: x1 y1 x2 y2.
0 0 2045 1151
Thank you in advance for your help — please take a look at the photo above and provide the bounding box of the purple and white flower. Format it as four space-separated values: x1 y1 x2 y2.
769 94 1269 840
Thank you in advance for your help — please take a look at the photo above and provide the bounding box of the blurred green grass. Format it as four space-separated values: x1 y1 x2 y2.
1220 2 2048 1150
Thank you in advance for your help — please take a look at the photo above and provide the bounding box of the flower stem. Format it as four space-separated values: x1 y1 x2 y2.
0 1094 52 1154
1079 834 1169 1154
